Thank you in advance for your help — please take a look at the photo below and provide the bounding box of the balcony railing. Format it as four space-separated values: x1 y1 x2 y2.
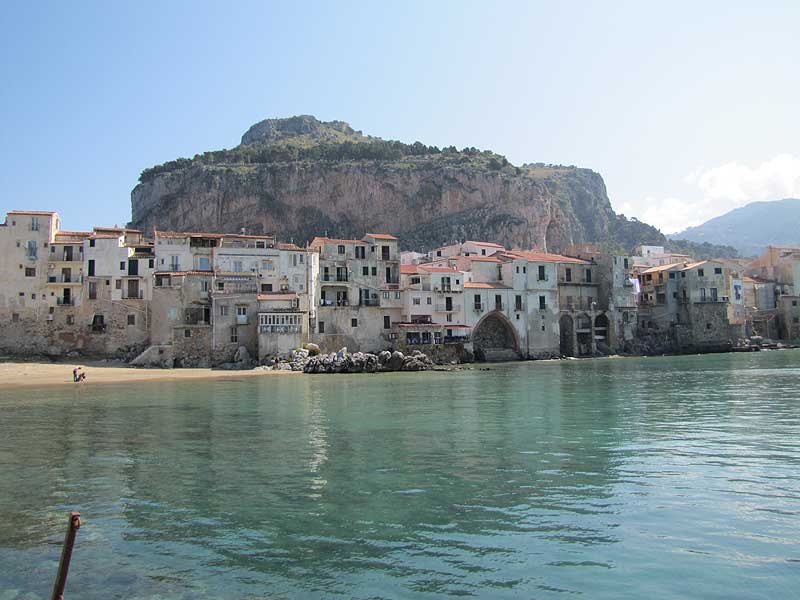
361 298 380 307
259 324 302 334
435 304 461 312
434 286 453 293
443 335 471 344
215 285 259 295
473 303 483 311
559 299 596 311
56 298 75 306
122 290 144 300
558 277 596 285
320 299 350 307
322 274 349 282
494 302 505 311
48 275 84 284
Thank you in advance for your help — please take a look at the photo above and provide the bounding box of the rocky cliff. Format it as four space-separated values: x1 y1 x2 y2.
131 116 662 251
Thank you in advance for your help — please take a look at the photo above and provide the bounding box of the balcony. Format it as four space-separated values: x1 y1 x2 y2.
435 304 461 312
56 298 75 306
473 303 483 311
322 273 349 282
443 335 471 344
236 315 249 325
493 302 505 311
122 290 145 300
215 285 259 295
320 299 350 307
48 275 83 284
558 277 597 285
259 324 302 334
559 298 596 311
434 286 453 293
361 298 381 307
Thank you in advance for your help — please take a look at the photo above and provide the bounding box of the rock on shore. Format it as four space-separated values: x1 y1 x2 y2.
269 347 434 374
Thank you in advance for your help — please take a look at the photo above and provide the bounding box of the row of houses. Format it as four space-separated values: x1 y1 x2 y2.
1 210 798 365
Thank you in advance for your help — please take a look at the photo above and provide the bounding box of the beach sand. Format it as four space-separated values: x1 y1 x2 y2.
0 360 296 390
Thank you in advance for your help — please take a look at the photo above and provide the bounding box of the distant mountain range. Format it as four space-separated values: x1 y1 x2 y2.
670 198 800 257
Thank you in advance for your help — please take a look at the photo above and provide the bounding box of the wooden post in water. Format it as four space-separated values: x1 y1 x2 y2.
51 511 81 600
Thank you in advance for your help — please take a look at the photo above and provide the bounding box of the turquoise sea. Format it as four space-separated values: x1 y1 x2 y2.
1 351 799 599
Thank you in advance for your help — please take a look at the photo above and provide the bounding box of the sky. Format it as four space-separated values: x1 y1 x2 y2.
2 0 799 234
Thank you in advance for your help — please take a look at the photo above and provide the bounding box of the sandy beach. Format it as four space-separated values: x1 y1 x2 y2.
0 360 297 390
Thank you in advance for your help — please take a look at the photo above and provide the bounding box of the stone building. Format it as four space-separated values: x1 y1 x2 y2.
309 234 402 352
777 295 800 341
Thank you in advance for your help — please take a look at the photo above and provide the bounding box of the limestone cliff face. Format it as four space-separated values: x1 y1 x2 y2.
131 117 661 251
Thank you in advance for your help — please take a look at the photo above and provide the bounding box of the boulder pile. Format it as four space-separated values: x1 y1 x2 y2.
269 347 434 374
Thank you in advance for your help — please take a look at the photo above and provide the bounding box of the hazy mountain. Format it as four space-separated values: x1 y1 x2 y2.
670 198 800 257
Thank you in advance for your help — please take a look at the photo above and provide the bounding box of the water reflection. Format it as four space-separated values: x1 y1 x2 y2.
1 351 799 598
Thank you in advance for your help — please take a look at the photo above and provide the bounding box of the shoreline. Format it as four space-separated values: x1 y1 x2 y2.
0 360 299 390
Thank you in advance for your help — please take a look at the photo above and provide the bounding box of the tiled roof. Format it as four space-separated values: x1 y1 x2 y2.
365 233 398 240
94 226 142 233
155 230 225 239
56 231 92 237
310 236 364 246
8 210 56 215
465 240 504 248
464 282 511 289
419 265 459 273
469 256 502 263
640 262 684 274
500 250 591 264
277 242 303 251
400 264 419 274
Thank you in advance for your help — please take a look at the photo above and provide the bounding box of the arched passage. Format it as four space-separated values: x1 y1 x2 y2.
576 313 593 356
594 313 610 352
473 312 520 361
559 314 574 357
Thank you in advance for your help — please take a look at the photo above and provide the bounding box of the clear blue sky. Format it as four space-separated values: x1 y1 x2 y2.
2 1 799 234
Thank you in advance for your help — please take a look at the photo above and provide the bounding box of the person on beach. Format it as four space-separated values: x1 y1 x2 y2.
73 367 86 382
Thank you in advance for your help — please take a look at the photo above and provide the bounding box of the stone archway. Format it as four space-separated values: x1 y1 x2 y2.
594 313 610 352
559 314 575 357
473 312 520 362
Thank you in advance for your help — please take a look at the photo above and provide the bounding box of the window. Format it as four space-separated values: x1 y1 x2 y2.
714 267 722 275
30 216 40 231
230 327 238 343
706 323 712 330
395 292 401 299
481 248 486 256
382 291 389 299
261 283 273 292
220 305 229 316
700 288 706 302
710 288 718 302
184 329 191 338
585 269 592 283
698 269 705 277
426 297 432 305
565 268 572 282
793 300 798 307
515 295 522 310
26 240 37 259
383 315 390 329
355 246 365 259
413 297 421 305
31 293 36 299
363 266 369 276
88 281 97 300
115 279 122 290
623 258 629 269
199 257 211 271
149 259 154 268
681 271 686 278
371 267 377 276
127 314 136 326
89 239 95 248
66 315 74 325
446 313 453 322
236 306 247 316
516 266 519 274
669 272 676 279
120 261 125 271
539 295 546 310
233 261 243 272
25 267 35 277
318 321 325 333
338 245 345 255
523 267 526 274
299 254 304 263
12 313 19 323
538 265 546 280
351 318 358 328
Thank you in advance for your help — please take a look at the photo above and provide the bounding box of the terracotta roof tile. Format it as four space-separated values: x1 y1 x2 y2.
463 281 511 289
365 233 398 240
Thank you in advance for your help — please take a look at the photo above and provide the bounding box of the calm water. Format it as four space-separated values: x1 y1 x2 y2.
1 352 800 599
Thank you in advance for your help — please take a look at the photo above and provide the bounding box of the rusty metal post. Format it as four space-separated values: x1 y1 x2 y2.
51 511 81 600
